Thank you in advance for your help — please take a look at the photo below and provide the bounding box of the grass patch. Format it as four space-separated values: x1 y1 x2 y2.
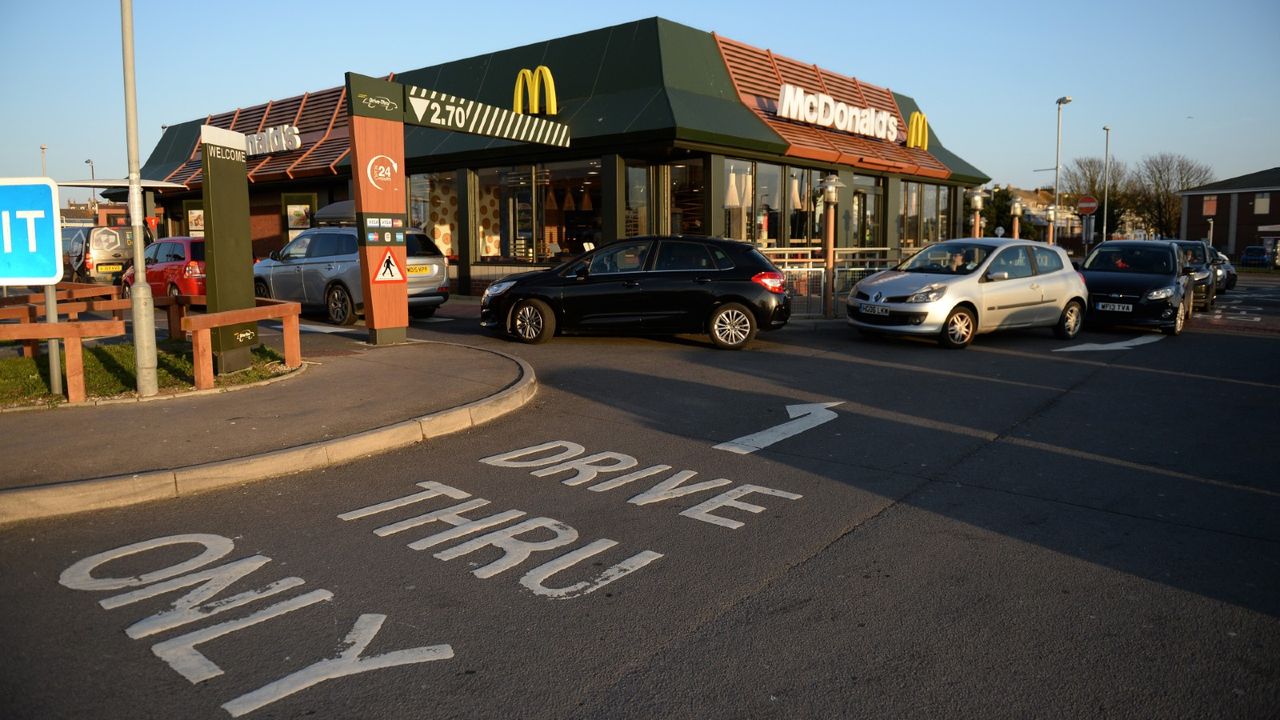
0 341 292 408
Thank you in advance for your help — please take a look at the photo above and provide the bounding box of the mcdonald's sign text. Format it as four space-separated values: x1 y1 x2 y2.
776 83 899 143
513 66 558 115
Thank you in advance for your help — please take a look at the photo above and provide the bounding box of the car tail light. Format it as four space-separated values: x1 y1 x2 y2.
752 271 786 294
1077 271 1086 286
184 261 206 279
440 284 450 293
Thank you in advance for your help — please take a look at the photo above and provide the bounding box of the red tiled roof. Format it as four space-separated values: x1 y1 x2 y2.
714 35 949 180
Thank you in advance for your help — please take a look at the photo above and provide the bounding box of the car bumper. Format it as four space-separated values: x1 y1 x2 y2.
1085 298 1181 328
408 291 449 308
845 300 940 335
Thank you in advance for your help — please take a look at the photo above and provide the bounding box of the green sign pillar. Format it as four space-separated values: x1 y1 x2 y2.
200 125 258 373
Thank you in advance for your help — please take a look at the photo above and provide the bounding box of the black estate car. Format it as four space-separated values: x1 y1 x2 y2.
1078 240 1193 336
480 236 791 349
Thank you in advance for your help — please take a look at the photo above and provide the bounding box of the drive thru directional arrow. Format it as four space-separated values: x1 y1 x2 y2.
1053 335 1165 352
714 402 844 454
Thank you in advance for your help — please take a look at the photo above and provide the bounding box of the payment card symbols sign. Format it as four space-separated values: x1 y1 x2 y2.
0 178 62 285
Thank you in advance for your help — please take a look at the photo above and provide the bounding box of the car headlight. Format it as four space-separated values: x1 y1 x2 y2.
1145 286 1175 301
906 284 947 303
483 280 516 298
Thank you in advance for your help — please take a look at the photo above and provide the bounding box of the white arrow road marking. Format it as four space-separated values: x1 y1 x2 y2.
714 402 843 454
1053 335 1165 353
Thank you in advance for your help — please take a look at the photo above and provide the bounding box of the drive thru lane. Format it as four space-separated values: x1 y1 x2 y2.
2 317 1278 718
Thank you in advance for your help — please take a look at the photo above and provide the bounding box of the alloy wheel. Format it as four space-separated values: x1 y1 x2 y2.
713 308 752 347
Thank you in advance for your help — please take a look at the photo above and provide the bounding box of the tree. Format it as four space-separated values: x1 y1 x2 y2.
1063 157 1131 241
1132 153 1213 238
976 185 1040 241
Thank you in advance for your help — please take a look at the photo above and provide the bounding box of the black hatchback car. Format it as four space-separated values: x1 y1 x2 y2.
480 236 791 349
1078 240 1193 336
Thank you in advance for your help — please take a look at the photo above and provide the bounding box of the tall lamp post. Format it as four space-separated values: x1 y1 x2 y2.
1053 96 1072 245
819 173 845 318
1046 206 1057 245
40 144 48 175
84 159 97 217
1102 125 1111 243
120 0 158 397
1011 198 1023 239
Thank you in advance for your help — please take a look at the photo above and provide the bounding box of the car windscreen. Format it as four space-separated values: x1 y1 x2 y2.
1176 243 1208 264
1084 246 1174 274
406 233 443 257
899 243 993 274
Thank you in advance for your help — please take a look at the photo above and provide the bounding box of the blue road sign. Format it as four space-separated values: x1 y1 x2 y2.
0 178 63 286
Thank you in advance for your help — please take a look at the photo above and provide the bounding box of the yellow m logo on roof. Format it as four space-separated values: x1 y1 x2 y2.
906 111 929 151
514 66 558 116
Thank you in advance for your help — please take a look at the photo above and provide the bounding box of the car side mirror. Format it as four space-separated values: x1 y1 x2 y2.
986 271 1010 282
575 267 589 280
269 250 281 261
144 257 156 266
1181 266 1193 275
1071 261 1082 271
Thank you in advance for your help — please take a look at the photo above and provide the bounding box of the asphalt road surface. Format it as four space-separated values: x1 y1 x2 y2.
2 295 1278 719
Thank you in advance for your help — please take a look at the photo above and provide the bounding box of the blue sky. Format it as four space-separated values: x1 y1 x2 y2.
2 0 1276 201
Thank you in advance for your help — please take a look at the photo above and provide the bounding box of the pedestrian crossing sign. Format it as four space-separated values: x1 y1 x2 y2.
372 248 405 283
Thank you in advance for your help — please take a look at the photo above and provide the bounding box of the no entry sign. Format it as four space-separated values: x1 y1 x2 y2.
1077 196 1099 215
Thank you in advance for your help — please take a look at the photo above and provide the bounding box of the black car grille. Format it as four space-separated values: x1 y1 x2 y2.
854 291 913 303
1092 291 1142 304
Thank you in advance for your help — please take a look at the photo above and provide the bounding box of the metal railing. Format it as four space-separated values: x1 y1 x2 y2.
762 247 909 317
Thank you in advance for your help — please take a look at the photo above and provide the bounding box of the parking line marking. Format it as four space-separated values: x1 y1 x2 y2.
972 346 1280 390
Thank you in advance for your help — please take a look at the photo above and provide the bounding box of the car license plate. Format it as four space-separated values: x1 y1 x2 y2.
406 265 432 275
1096 302 1132 312
96 264 123 273
859 303 889 316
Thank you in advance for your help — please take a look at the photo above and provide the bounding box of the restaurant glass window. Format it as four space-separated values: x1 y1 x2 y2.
787 167 825 246
668 162 705 235
855 175 884 247
1203 195 1217 215
409 172 459 258
545 159 603 255
901 181 921 248
753 163 781 247
938 186 952 240
624 162 649 238
724 158 754 241
1255 192 1270 215
921 184 939 243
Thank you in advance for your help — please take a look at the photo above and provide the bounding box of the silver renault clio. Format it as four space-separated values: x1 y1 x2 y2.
847 238 1088 348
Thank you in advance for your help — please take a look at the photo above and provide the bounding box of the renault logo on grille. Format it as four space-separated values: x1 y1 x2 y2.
873 291 884 303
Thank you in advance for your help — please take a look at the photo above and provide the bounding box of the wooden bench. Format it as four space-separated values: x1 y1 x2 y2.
0 320 126 403
180 298 303 390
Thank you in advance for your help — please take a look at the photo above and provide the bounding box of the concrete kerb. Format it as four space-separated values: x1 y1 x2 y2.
0 342 536 525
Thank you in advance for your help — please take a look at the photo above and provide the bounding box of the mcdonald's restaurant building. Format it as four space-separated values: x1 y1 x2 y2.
140 17 988 295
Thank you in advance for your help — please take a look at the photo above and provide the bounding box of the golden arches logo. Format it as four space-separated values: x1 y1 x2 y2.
906 111 929 151
513 66 558 116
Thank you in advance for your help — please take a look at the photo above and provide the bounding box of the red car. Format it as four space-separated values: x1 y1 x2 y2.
122 236 206 297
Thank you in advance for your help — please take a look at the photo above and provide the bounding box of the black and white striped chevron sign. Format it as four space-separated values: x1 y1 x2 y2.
404 86 571 148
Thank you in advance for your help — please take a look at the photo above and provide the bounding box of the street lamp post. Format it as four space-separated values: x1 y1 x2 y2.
40 144 47 175
84 159 97 217
1011 198 1023 239
1102 125 1111 243
120 0 158 397
819 174 845 319
1047 206 1057 245
1053 96 1072 245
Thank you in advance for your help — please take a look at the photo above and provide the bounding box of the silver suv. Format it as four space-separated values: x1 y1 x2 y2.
253 227 449 325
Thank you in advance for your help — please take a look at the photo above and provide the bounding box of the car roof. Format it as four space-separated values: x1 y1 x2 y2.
935 237 1053 249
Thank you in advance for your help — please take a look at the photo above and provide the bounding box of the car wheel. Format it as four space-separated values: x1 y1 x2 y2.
326 284 357 326
1163 300 1186 336
254 279 270 299
1054 300 1083 340
511 299 554 343
409 306 437 319
708 302 757 350
939 306 976 349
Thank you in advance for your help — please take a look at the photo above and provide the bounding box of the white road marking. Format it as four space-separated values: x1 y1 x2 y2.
713 402 844 454
1053 335 1165 352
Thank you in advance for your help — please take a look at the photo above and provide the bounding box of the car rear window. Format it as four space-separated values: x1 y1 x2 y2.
407 233 443 257
1031 246 1064 273
188 242 205 261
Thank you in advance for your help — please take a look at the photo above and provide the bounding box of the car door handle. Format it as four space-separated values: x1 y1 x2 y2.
623 280 641 288
325 264 336 270
693 277 713 284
